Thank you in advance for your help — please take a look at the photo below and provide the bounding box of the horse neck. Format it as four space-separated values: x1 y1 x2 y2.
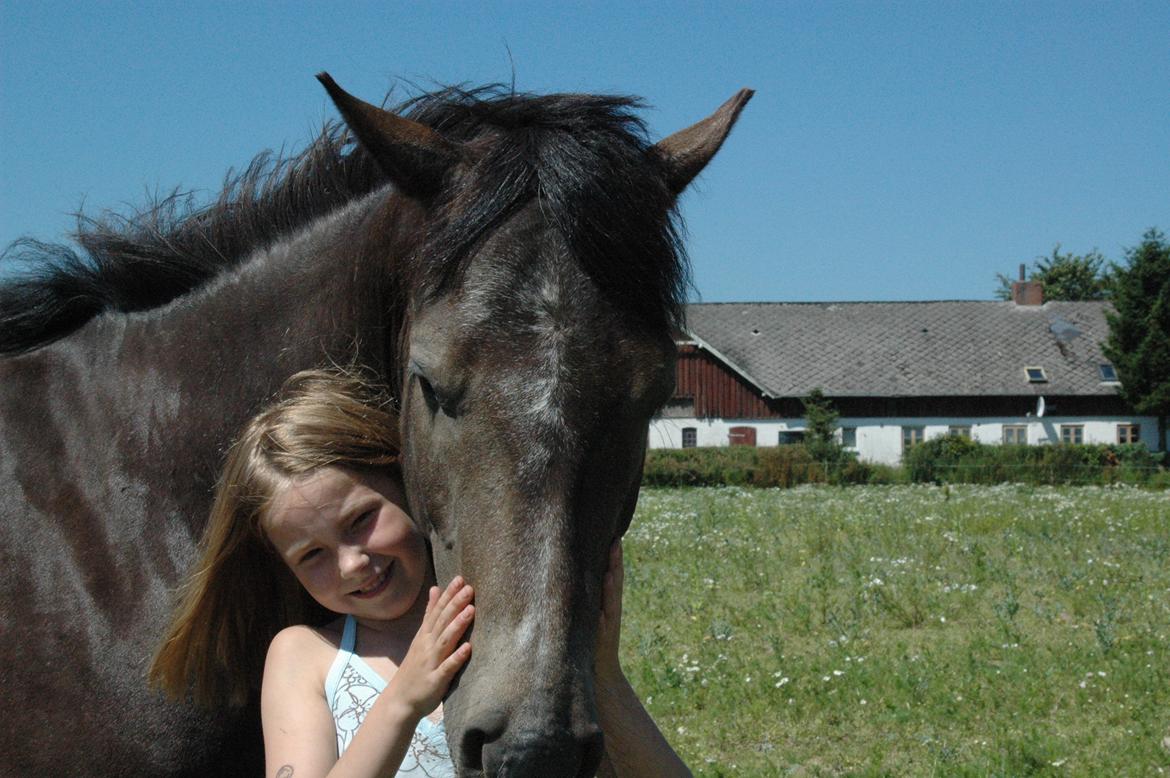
110 187 410 447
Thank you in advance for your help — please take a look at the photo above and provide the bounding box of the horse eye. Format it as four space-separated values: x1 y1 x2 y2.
416 374 459 419
417 374 440 414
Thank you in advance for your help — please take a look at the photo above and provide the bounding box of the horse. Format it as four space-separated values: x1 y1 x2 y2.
0 73 751 776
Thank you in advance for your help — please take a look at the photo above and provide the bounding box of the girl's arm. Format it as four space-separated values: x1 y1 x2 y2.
261 578 474 778
594 541 692 778
261 624 344 778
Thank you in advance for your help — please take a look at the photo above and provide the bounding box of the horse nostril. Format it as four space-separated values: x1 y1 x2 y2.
479 727 602 777
459 708 508 771
459 728 486 771
577 728 605 777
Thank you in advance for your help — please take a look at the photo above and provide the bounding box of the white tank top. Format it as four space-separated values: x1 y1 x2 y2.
323 614 454 776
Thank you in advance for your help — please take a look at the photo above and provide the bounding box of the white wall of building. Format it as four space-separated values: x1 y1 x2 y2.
649 415 1160 465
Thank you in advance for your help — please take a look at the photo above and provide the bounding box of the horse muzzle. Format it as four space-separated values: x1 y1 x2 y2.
458 713 604 777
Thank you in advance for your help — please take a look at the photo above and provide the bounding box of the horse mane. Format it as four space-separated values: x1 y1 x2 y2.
0 121 385 355
0 85 689 355
408 87 689 332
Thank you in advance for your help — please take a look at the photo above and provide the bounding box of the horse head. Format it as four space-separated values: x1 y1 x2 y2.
320 75 751 776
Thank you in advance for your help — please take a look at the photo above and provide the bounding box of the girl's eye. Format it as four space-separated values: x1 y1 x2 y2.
299 548 322 565
351 510 374 530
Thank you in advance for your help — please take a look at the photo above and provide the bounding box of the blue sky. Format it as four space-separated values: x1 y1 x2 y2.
2 1 1166 302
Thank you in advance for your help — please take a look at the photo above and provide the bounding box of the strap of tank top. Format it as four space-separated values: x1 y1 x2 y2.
340 613 358 654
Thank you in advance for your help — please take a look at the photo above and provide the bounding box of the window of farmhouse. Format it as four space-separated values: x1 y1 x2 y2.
902 426 925 451
1117 424 1140 444
778 430 806 445
1060 425 1084 445
1002 425 1027 445
841 427 857 448
947 425 972 439
681 427 697 448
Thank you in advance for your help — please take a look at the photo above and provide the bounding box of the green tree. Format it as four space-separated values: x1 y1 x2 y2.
995 245 1111 301
801 388 846 466
1102 229 1170 451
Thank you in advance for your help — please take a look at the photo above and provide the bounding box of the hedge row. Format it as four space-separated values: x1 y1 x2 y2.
642 442 1169 489
902 436 1166 486
642 446 897 488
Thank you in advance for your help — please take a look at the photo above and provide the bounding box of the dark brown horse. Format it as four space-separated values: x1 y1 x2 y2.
0 74 750 776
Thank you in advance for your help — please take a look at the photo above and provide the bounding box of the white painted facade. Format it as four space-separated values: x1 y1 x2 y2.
649 415 1159 465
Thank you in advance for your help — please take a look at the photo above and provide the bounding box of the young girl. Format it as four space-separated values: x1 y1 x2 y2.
151 367 689 778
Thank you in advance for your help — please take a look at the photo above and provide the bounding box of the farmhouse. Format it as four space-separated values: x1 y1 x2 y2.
650 282 1157 464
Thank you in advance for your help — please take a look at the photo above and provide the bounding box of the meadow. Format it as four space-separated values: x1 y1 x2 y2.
619 484 1170 776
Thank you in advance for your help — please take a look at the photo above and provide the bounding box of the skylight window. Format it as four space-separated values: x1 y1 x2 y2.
1025 366 1048 383
1099 363 1119 382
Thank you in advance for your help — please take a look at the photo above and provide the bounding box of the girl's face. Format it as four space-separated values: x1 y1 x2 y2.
264 466 428 622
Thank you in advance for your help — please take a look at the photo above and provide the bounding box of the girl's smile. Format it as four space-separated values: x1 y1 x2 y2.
263 466 428 621
352 565 392 598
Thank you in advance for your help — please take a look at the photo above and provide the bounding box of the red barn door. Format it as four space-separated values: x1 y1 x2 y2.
728 426 757 446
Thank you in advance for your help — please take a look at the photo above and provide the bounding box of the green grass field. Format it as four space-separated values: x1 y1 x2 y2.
619 485 1170 776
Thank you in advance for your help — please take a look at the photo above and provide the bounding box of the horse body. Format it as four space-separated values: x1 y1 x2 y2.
0 182 412 772
0 77 749 775
0 185 400 774
1 334 259 773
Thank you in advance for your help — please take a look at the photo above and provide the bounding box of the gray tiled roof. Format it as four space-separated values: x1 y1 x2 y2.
683 301 1119 398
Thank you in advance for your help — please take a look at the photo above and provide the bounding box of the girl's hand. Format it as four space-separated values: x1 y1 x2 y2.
595 540 624 685
386 576 474 720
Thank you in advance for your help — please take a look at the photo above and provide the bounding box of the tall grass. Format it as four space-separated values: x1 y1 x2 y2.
620 485 1170 775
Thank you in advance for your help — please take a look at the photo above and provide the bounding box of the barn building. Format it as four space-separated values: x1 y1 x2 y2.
650 282 1157 464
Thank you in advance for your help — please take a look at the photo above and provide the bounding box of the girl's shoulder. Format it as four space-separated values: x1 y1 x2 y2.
265 617 347 687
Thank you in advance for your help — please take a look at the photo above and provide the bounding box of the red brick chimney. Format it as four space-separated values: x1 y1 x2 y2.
1011 263 1043 306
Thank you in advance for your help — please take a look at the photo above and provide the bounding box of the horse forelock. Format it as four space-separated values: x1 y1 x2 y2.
407 87 691 333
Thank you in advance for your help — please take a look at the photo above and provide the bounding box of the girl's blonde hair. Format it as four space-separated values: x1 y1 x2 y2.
149 367 402 707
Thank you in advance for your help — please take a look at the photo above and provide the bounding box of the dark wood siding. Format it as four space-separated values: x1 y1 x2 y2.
829 395 1133 418
675 345 779 418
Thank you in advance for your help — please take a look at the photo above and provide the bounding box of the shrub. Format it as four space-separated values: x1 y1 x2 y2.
904 438 1165 486
644 445 882 488
904 435 981 483
641 446 762 487
1146 469 1170 490
643 441 1165 488
753 445 825 487
858 461 905 485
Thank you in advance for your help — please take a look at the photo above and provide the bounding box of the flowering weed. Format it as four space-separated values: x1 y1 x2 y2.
621 484 1170 775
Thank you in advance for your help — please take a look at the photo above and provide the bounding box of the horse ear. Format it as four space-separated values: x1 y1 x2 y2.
317 73 459 201
653 88 754 196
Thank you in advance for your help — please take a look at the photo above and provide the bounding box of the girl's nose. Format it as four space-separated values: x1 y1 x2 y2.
338 545 369 578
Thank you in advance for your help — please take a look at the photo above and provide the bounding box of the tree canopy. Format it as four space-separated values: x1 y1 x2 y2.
1102 228 1170 450
800 388 855 471
995 245 1111 301
801 388 838 453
